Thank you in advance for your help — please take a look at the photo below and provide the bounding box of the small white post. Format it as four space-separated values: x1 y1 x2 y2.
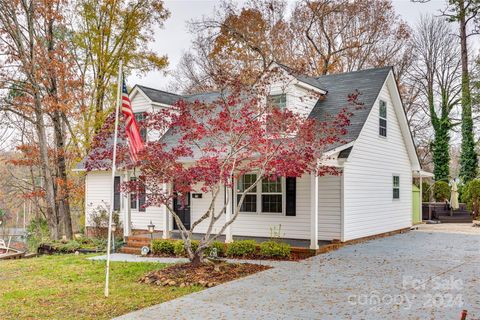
225 185 233 243
310 171 319 250
419 171 423 224
162 183 170 239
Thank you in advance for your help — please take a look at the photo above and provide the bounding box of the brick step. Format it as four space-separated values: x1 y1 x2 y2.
126 236 151 242
126 241 151 248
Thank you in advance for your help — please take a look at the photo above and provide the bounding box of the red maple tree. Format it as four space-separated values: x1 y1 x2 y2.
87 72 361 266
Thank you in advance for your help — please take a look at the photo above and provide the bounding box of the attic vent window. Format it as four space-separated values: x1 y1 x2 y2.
267 94 287 109
379 100 387 137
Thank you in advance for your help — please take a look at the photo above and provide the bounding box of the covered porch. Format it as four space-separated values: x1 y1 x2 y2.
121 172 342 251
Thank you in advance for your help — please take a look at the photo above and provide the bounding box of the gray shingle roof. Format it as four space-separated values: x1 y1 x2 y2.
135 85 182 105
309 66 392 150
77 66 392 169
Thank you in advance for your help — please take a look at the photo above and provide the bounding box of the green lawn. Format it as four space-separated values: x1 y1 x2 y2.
0 254 202 319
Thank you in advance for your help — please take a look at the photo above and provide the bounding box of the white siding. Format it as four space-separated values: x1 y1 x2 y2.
267 73 319 118
130 203 165 231
289 85 320 118
342 81 412 241
84 171 165 231
85 171 113 227
188 186 227 235
318 175 342 240
130 91 152 112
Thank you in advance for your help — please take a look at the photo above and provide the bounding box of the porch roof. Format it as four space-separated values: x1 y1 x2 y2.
412 170 434 178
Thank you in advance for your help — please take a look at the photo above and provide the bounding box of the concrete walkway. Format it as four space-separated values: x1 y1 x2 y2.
115 224 480 319
89 253 296 268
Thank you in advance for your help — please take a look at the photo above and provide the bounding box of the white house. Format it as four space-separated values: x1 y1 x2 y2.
77 64 424 249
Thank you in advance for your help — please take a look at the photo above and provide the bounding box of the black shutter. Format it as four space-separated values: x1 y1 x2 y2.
138 177 146 212
113 176 121 211
285 177 296 216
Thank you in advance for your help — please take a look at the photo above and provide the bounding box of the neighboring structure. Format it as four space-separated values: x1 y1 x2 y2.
77 64 425 249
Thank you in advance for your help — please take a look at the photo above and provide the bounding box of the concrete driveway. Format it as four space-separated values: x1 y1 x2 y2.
116 224 480 319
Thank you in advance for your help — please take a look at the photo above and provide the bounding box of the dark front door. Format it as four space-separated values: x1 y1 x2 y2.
173 192 191 230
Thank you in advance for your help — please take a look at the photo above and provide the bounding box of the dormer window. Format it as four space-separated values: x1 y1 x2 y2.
266 94 287 133
267 94 287 110
134 112 147 142
379 100 387 137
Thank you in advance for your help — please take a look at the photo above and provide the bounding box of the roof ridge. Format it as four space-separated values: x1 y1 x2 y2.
183 90 222 98
315 66 393 79
135 84 182 97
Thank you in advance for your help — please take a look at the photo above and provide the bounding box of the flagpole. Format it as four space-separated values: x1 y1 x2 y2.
105 59 123 298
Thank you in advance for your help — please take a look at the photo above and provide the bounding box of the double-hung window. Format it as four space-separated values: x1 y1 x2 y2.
266 94 287 133
267 94 287 110
130 176 146 212
393 175 400 199
379 100 387 137
134 112 147 142
237 174 257 213
237 174 284 214
261 178 282 213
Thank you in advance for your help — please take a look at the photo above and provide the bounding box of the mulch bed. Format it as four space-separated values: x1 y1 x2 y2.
148 250 315 261
140 262 270 288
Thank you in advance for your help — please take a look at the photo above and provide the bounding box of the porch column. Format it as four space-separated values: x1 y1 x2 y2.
162 182 170 239
310 172 319 250
225 185 233 243
123 171 132 238
419 171 423 224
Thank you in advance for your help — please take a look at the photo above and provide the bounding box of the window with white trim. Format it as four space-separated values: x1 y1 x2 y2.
130 176 146 212
267 94 287 109
393 175 400 199
261 178 282 213
237 174 284 214
237 174 257 213
134 112 147 142
379 100 387 137
266 94 287 133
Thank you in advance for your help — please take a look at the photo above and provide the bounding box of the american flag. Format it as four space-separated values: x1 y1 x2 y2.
122 80 144 162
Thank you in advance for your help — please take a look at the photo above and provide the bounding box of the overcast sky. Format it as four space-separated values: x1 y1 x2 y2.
129 0 449 90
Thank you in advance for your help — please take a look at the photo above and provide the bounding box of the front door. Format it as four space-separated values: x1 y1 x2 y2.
173 192 191 230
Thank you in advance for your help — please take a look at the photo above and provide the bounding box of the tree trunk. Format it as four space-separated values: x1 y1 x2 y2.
458 0 478 182
34 100 59 239
46 13 73 239
52 111 73 239
190 253 203 267
93 71 107 133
